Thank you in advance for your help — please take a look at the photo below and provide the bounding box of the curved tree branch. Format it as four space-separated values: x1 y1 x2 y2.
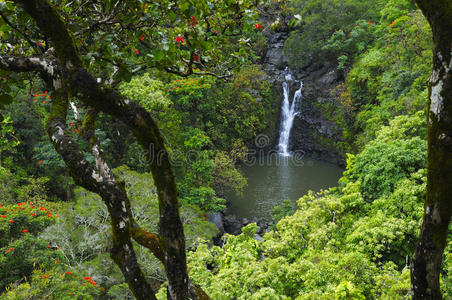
12 0 190 298
0 55 58 74
51 104 156 300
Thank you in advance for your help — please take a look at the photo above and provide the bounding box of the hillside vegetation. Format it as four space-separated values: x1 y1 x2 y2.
0 0 450 299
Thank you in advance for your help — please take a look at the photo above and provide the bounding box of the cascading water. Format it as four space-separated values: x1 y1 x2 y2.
278 72 303 156
70 102 79 120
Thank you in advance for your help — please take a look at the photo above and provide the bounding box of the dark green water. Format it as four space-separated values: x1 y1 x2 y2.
227 155 344 222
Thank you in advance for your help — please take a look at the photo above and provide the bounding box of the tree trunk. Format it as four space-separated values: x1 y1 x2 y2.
412 1 452 299
11 1 190 298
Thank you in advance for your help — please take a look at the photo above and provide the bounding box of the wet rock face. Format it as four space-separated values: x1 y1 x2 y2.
289 65 345 166
223 214 242 236
259 14 345 165
209 212 269 244
209 212 224 233
262 31 290 83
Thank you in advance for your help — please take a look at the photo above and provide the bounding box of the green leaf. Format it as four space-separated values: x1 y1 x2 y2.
0 94 13 108
114 68 132 83
153 49 164 62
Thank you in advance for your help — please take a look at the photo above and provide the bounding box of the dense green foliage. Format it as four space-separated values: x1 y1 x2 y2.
0 0 451 298
185 113 450 299
1 166 217 298
292 3 432 155
117 65 271 212
0 201 61 291
178 2 450 299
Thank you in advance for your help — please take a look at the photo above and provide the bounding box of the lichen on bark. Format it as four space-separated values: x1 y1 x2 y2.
412 1 452 299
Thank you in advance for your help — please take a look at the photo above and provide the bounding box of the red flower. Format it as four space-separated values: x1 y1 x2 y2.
65 271 72 275
140 36 144 41
213 30 218 34
193 53 199 62
134 48 139 55
84 276 92 281
9 248 14 251
0 215 5 218
44 91 48 94
254 23 262 30
39 160 43 164
43 274 49 279
56 259 60 263
8 220 13 223
23 229 28 233
175 36 184 43
32 213 36 216
189 16 198 27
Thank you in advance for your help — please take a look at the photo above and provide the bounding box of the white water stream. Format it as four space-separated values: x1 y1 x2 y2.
278 72 303 156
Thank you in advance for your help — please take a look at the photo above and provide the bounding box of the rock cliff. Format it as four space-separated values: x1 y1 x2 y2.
259 11 346 165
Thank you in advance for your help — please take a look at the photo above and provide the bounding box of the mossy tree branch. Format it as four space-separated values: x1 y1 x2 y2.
131 226 165 262
0 53 210 299
12 0 191 298
49 98 156 299
0 55 58 74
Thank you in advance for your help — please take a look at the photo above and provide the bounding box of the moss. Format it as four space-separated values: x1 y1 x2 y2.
426 75 452 245
48 88 69 121
131 226 165 262
79 108 98 145
412 3 452 298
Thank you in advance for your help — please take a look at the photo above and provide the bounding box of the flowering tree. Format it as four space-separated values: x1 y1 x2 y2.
0 0 259 299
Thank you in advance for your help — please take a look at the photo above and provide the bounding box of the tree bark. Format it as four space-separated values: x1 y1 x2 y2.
412 1 452 299
0 52 210 299
47 94 156 299
11 0 190 298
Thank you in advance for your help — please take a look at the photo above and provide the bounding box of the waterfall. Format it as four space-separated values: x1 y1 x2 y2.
70 102 79 120
278 73 303 156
